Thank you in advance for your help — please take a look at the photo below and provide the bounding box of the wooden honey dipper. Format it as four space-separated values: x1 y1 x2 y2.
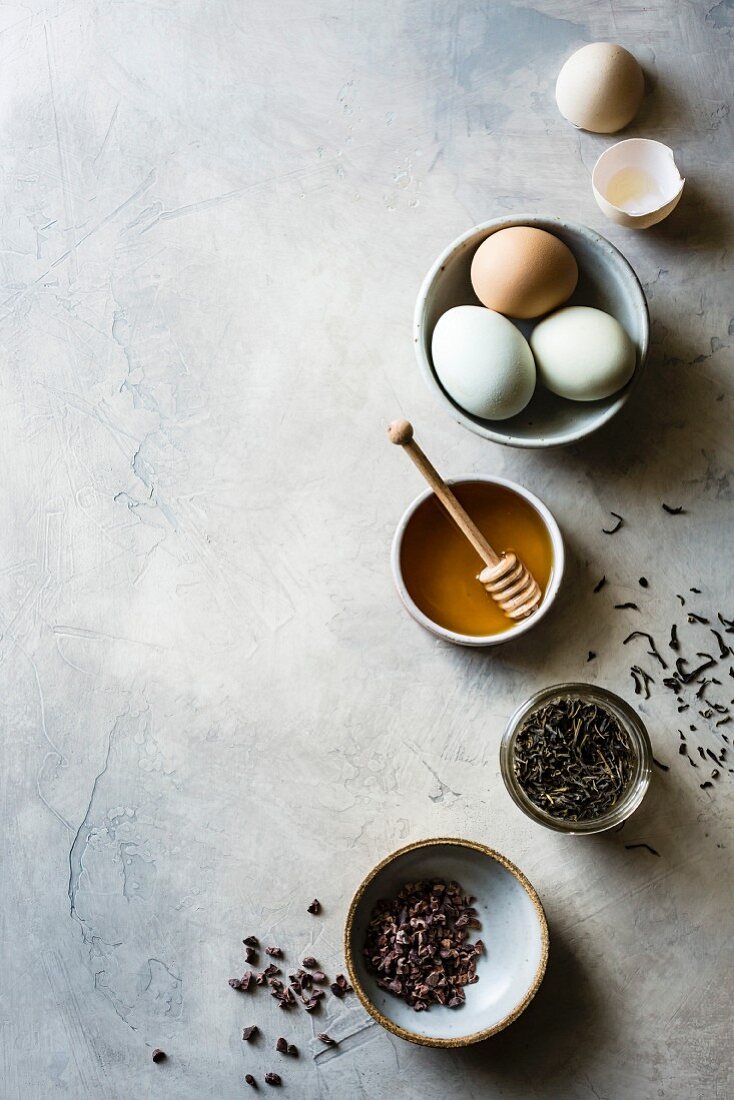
388 419 542 620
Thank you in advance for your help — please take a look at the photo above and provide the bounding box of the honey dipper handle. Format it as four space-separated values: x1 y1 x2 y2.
387 420 500 568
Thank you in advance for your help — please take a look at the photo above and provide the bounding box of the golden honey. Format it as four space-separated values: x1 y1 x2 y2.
400 481 554 637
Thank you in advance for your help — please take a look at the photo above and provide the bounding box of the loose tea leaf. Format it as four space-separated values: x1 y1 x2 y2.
625 843 660 856
513 697 634 821
711 630 731 659
307 899 321 915
602 512 624 534
615 602 640 611
662 503 685 514
593 576 607 593
623 630 667 669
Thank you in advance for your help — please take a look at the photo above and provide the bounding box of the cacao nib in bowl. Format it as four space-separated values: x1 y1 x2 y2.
344 838 548 1047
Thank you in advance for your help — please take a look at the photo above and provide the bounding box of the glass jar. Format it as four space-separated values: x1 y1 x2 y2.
500 682 652 835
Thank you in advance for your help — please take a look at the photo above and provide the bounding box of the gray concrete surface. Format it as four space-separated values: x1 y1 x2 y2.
0 1 732 1097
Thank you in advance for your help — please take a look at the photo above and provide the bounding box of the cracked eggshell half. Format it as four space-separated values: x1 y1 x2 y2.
592 139 685 229
431 306 536 421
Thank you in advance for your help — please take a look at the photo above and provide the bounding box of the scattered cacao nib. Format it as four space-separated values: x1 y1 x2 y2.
243 936 259 948
265 947 283 958
302 957 319 969
363 879 482 1012
310 971 326 983
245 947 258 965
264 1072 282 1086
330 982 345 998
262 964 280 980
230 972 253 991
242 1025 259 1041
593 576 606 593
245 1073 257 1088
302 995 321 1012
287 1044 298 1058
662 503 685 514
317 1033 337 1046
307 899 321 915
602 512 624 534
151 1048 166 1063
275 1037 288 1054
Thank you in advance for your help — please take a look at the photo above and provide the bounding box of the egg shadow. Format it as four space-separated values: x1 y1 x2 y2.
644 176 734 254
451 922 604 1090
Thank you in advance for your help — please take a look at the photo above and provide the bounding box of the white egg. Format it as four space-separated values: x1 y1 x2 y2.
530 306 636 402
431 306 536 421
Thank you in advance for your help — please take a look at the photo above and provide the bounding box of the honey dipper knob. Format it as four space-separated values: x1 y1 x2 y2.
387 419 414 445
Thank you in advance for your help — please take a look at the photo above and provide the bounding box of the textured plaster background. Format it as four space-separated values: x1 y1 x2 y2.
0 1 732 1097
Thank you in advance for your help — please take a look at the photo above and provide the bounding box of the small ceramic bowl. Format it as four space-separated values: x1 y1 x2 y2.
344 838 549 1047
414 216 649 448
391 474 564 647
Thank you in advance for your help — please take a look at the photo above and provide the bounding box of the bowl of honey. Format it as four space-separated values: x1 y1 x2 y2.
391 476 563 646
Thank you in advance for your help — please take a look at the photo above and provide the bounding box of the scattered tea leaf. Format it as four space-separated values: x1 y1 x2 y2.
625 843 660 856
602 512 624 534
593 576 607 593
662 503 685 514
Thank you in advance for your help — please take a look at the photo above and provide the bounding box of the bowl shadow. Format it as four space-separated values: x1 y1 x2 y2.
452 921 602 1089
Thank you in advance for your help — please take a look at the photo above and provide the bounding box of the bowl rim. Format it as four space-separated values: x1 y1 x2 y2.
391 474 565 647
343 836 550 1047
413 214 650 449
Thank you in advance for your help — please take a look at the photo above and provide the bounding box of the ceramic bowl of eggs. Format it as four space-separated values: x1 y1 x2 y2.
414 217 649 448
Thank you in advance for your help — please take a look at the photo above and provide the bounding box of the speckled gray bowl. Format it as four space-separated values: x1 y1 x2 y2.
414 216 649 448
344 838 548 1047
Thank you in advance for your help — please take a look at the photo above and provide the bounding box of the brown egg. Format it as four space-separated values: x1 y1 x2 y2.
470 227 578 320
